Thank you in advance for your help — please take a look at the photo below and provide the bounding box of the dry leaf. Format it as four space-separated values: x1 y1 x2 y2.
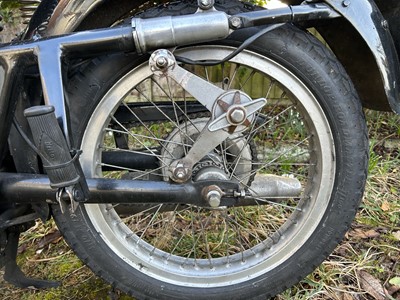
350 228 380 239
387 285 400 296
393 231 400 241
381 200 390 211
357 270 386 300
37 230 62 249
341 293 354 300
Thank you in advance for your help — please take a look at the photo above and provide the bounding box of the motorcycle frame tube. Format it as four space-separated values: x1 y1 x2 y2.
0 173 238 206
0 25 136 155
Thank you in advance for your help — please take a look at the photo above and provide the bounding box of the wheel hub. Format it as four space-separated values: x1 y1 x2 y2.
160 117 253 184
192 153 228 182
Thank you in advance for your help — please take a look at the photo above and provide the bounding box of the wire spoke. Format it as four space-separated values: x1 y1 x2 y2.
91 46 327 278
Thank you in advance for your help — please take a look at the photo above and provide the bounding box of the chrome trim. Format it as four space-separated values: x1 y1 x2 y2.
46 0 105 35
0 25 135 143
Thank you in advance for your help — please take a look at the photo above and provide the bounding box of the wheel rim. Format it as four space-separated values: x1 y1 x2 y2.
80 46 335 287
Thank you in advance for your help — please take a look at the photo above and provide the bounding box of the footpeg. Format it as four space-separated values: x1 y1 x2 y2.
24 106 89 202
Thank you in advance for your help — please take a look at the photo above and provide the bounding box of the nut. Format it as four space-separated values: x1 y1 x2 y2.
229 108 246 124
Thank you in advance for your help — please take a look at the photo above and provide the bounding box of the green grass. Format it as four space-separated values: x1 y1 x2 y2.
1 110 398 299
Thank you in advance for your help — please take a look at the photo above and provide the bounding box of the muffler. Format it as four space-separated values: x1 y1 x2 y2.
249 174 302 199
132 11 230 54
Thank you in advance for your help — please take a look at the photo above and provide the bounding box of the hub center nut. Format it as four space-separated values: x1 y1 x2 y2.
227 106 247 125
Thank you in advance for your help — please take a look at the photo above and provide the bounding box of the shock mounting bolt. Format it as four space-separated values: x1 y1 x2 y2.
230 16 242 29
198 0 214 10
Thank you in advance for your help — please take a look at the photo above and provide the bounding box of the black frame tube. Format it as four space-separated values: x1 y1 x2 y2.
234 3 340 28
0 173 239 206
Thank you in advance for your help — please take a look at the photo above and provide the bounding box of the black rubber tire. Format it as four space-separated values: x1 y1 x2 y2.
53 2 369 299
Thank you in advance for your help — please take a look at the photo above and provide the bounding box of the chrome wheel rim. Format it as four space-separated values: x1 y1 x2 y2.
80 46 335 287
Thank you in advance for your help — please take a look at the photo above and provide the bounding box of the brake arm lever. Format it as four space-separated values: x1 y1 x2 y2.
149 49 266 183
150 49 225 111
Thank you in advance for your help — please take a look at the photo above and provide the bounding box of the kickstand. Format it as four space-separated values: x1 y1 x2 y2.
3 229 60 289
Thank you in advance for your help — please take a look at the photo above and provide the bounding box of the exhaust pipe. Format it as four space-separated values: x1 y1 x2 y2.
249 174 302 199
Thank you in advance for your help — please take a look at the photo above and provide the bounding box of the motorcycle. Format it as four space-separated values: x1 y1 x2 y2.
0 0 398 298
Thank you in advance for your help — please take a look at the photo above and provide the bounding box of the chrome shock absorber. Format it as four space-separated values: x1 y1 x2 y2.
19 0 41 24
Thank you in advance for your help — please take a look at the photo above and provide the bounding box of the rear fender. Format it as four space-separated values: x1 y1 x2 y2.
284 0 400 113
46 0 149 35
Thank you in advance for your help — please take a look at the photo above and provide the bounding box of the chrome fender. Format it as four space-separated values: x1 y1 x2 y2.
46 0 105 35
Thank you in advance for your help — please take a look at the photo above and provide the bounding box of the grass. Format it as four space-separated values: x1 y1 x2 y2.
0 110 399 299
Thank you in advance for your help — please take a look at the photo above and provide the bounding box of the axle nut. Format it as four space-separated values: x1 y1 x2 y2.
207 190 221 207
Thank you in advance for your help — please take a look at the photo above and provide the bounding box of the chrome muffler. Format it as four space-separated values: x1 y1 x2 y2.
132 11 230 54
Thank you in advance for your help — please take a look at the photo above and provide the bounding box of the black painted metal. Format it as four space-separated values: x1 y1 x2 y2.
101 151 159 171
0 173 239 206
236 3 340 27
114 102 208 124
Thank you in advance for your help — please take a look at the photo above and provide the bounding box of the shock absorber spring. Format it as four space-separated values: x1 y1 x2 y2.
19 0 41 24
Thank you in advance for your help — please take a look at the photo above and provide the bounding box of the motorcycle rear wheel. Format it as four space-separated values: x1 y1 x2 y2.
53 25 368 299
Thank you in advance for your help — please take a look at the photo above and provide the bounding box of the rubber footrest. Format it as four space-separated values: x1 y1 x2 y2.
24 105 80 188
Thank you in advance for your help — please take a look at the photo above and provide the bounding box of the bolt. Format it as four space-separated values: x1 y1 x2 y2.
342 0 350 7
198 0 214 9
176 171 185 179
382 20 389 30
156 56 168 68
228 107 247 125
173 166 188 181
230 16 242 29
73 188 83 202
207 190 221 207
230 109 246 123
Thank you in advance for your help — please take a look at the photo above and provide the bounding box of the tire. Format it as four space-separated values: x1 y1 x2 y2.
53 3 369 299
